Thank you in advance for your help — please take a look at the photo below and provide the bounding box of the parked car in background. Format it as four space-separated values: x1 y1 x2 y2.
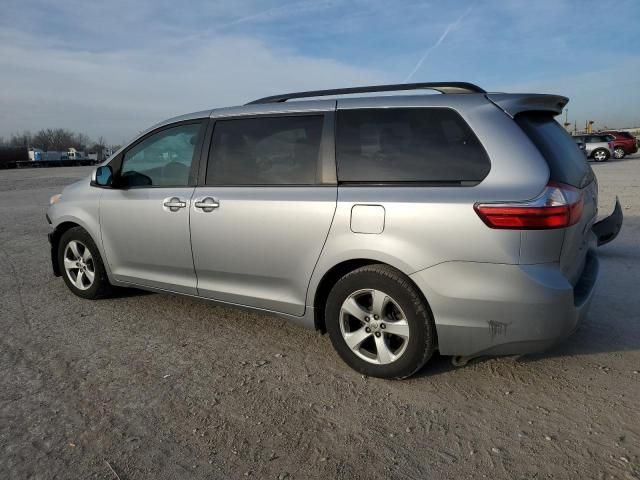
46 82 623 379
600 131 638 159
573 134 614 162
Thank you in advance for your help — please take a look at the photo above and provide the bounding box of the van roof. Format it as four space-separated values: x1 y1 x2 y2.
154 83 568 132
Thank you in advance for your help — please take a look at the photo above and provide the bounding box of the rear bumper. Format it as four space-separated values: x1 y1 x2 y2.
593 197 623 246
410 252 599 358
410 199 622 358
622 143 637 154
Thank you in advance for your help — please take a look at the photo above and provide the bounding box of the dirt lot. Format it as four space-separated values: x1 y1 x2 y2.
1 158 639 480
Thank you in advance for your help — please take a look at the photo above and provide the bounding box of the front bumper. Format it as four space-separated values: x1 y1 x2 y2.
47 216 61 277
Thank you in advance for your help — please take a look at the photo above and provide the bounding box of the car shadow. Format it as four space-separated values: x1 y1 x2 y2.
591 154 640 165
520 304 640 363
109 286 154 299
413 351 498 378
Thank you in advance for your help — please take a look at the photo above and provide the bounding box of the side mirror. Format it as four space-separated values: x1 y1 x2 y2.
91 165 113 187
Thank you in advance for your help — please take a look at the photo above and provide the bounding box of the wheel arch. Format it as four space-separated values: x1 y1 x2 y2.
591 147 610 159
50 221 84 276
312 258 435 339
50 217 107 278
613 145 626 156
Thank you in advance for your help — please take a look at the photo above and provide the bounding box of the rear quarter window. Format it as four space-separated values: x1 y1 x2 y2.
335 108 490 184
515 113 593 188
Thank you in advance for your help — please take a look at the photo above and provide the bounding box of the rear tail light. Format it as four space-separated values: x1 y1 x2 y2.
608 141 614 150
474 182 583 229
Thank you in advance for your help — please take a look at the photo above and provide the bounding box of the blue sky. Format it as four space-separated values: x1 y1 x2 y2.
1 0 639 144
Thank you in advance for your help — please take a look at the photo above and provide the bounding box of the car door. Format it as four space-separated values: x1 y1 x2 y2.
190 112 337 316
99 120 206 294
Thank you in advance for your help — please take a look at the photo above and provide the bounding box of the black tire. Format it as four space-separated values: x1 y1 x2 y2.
58 227 113 299
613 147 625 160
325 264 436 379
592 148 610 162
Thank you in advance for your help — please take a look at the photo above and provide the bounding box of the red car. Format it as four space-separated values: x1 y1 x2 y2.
600 130 638 159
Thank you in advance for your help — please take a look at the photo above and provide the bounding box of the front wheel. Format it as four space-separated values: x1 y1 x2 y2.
613 147 625 159
592 148 610 162
58 227 113 299
325 264 436 379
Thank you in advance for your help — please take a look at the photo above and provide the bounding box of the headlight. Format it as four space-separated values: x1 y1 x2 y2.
50 193 62 205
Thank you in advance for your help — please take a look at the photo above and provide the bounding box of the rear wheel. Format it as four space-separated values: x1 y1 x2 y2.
592 148 610 162
325 264 436 379
613 147 625 159
58 227 113 299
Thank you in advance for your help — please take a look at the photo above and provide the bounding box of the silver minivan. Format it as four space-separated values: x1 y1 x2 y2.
47 82 623 378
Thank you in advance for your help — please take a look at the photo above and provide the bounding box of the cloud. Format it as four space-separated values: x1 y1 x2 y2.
0 28 389 144
1 0 639 143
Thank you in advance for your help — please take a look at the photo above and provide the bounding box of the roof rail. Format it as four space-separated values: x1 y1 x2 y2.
247 82 486 105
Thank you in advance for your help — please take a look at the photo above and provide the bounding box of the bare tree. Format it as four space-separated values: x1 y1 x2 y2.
30 129 91 151
91 136 108 161
74 133 91 151
5 128 98 153
9 131 33 148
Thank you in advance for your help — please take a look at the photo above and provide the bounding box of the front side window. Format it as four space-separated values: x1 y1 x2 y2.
336 108 490 184
120 122 203 187
206 115 324 185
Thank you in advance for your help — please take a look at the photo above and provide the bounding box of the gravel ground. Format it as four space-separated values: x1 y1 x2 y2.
1 158 639 480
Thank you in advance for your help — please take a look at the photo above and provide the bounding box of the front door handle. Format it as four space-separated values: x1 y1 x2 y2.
194 197 220 212
163 197 187 212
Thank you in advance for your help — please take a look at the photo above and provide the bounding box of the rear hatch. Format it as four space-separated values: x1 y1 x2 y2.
515 113 598 285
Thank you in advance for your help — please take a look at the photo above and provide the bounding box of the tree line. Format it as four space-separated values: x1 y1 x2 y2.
0 129 120 155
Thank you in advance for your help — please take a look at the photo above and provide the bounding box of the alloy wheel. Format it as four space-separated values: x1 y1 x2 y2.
63 240 95 291
593 150 608 162
339 289 410 365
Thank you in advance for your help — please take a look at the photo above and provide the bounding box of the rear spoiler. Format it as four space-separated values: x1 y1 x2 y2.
486 93 569 118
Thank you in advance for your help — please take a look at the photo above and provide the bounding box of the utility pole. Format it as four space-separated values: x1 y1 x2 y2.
563 109 571 131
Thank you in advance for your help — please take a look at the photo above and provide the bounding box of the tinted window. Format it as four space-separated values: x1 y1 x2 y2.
516 113 593 188
584 135 609 143
335 108 490 184
120 123 203 187
616 132 635 139
206 116 323 185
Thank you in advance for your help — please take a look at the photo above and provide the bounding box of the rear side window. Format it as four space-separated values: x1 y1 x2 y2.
516 113 593 188
336 108 490 184
206 115 323 185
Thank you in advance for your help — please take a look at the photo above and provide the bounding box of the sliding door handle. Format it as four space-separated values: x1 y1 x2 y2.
194 197 219 212
163 197 187 212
